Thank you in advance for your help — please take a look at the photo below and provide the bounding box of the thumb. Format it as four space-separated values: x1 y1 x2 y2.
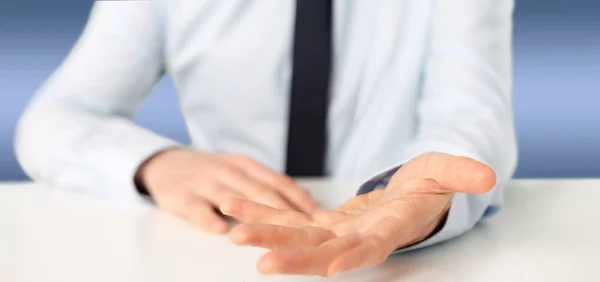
391 152 497 194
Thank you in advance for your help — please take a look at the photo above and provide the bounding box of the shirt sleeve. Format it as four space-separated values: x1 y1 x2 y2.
14 1 180 201
357 0 518 252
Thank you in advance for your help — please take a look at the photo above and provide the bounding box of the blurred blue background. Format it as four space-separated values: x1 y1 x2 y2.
1 0 599 180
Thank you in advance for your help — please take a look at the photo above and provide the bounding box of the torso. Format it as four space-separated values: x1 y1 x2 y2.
156 0 436 180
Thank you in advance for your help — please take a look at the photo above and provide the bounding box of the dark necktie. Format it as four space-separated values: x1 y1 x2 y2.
285 0 333 177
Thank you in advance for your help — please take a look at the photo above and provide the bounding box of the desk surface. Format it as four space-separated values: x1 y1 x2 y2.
1 179 600 282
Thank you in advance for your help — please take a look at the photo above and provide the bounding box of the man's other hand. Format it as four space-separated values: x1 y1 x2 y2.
136 148 322 234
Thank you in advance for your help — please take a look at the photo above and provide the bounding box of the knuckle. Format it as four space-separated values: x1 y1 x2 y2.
244 181 268 194
216 164 241 180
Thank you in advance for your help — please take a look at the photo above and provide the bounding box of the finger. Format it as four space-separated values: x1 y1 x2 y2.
257 233 363 277
397 152 497 194
182 197 229 234
226 155 322 214
272 184 322 215
191 182 244 207
328 234 391 275
230 224 335 249
220 198 311 227
216 165 296 211
329 216 408 275
328 244 371 275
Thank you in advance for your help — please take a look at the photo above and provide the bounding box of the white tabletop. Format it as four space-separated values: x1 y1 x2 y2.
1 179 600 282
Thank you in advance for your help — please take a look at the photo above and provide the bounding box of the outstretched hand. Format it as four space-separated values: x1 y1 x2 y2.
220 152 497 277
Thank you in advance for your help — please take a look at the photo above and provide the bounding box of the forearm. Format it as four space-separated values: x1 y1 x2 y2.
401 0 517 197
15 1 175 200
15 98 178 199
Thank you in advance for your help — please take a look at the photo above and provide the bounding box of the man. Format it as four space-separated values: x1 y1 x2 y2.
15 0 517 277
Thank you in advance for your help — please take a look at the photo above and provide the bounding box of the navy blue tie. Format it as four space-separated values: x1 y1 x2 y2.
285 0 333 177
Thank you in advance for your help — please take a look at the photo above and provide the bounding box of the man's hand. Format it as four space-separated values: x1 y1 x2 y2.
219 152 496 277
136 148 322 234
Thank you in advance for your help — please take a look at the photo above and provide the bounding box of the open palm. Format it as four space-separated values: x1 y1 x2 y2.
220 152 496 277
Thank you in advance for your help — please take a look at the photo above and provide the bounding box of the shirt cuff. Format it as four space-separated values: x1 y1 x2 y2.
356 165 402 196
99 132 180 201
61 121 181 201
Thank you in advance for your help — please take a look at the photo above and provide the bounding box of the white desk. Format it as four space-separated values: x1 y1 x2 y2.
1 179 600 282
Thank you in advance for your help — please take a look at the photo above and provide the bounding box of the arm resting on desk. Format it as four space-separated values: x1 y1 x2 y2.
14 2 178 200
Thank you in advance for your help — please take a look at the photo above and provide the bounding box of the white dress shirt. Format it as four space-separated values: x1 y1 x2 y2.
15 0 517 251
